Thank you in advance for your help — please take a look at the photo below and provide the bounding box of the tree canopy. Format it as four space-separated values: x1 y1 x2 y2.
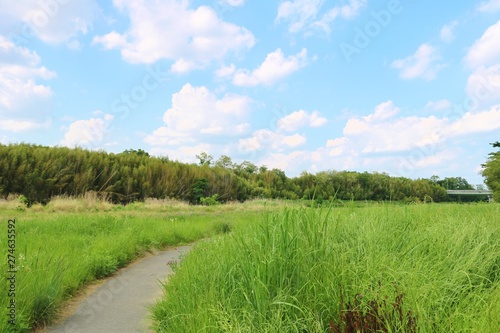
482 141 500 201
0 143 483 205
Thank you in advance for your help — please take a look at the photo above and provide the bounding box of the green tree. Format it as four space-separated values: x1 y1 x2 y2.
482 141 500 201
214 155 233 169
190 177 209 204
196 152 213 166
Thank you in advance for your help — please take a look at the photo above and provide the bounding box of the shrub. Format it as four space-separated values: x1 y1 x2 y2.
200 194 220 206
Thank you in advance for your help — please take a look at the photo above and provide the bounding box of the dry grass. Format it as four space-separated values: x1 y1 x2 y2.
1 192 300 214
0 193 27 210
43 192 115 212
143 197 191 209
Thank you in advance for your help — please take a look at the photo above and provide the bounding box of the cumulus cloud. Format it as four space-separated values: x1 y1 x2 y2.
276 0 366 34
464 20 500 69
446 106 500 136
222 96 500 178
215 63 236 78
239 129 306 152
93 0 255 70
233 48 309 86
0 119 51 132
0 0 99 44
364 100 399 121
466 64 500 107
340 101 500 154
149 143 212 163
266 101 500 177
391 43 444 80
144 84 252 146
277 109 327 132
60 114 114 148
237 108 328 153
0 35 55 131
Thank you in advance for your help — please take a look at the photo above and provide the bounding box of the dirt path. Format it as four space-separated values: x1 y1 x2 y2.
43 245 191 333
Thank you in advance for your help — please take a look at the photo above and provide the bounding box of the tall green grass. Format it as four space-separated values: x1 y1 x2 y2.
0 200 267 332
152 203 500 332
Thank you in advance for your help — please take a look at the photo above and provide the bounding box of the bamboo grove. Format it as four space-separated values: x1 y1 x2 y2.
0 143 491 205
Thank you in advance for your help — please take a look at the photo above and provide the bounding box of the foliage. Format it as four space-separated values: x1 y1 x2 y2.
200 194 220 206
153 204 500 332
429 176 487 202
0 200 263 332
196 152 213 166
18 194 30 207
482 141 500 201
0 143 473 205
190 177 209 204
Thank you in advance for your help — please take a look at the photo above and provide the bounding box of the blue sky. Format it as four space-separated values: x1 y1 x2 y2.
1 0 500 185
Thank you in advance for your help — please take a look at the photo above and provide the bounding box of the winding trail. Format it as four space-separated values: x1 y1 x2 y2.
43 245 191 333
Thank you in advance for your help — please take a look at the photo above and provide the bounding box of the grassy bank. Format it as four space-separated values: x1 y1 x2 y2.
152 203 500 332
0 197 276 332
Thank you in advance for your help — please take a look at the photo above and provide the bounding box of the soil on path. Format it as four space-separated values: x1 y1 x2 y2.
42 245 191 333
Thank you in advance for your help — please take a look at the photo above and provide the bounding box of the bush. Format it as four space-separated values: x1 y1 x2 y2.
200 194 220 206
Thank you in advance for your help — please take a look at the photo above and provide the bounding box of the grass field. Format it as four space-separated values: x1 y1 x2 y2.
0 196 277 332
152 203 500 332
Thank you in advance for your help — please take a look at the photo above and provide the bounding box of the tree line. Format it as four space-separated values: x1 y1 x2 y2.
482 141 500 202
0 143 491 205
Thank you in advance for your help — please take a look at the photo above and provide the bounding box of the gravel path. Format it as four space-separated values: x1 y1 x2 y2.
44 245 191 333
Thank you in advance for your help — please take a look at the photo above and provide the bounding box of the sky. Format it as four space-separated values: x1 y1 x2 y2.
1 0 500 185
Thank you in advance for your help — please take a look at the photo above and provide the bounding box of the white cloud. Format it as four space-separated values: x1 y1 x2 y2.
276 0 324 33
340 101 500 154
0 35 55 131
412 150 457 168
224 98 500 179
238 108 327 153
149 143 212 163
144 84 252 146
364 100 399 121
391 43 444 80
446 106 500 136
233 48 309 86
466 65 500 107
92 31 128 50
277 109 327 132
218 0 245 7
60 114 114 148
93 0 255 70
440 21 458 43
344 115 446 153
0 0 99 44
326 137 348 156
313 0 367 33
426 99 452 111
215 63 236 78
276 0 366 34
238 129 306 152
476 0 500 13
465 20 500 69
0 119 51 132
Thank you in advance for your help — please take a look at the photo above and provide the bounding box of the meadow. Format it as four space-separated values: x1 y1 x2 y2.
152 203 500 332
0 195 273 332
1 196 498 332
